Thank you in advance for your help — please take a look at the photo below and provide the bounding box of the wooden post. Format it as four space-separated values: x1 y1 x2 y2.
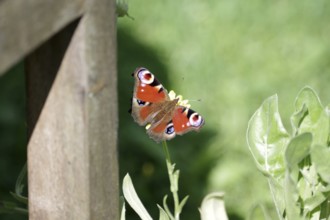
0 0 84 74
26 0 119 219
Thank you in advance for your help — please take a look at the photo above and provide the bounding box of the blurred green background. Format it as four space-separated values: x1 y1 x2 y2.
1 0 330 219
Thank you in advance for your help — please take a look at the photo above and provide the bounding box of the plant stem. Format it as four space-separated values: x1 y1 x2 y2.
162 141 172 164
162 141 180 220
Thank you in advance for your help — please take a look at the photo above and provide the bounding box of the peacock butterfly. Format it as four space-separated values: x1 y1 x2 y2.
130 67 205 142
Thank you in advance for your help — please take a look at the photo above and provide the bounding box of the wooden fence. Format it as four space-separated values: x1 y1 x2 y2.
0 0 119 219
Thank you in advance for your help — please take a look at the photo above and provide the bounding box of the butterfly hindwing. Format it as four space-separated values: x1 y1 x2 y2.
172 106 204 135
147 119 176 143
146 106 204 142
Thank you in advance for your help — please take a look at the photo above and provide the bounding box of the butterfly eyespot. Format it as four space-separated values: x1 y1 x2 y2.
138 69 155 84
189 113 203 127
165 123 175 135
136 99 149 106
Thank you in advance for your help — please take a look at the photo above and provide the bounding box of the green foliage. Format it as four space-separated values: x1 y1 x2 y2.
247 87 330 220
118 1 330 219
122 142 228 220
0 64 27 220
0 163 28 215
122 142 191 220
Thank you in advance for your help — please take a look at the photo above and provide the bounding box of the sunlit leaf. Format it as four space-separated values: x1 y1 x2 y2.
121 202 126 220
285 133 312 170
157 205 170 220
304 190 326 213
122 174 153 220
247 203 272 220
297 167 313 201
248 87 330 220
311 144 330 184
291 87 329 145
268 177 285 220
199 192 228 220
247 94 290 178
284 172 303 220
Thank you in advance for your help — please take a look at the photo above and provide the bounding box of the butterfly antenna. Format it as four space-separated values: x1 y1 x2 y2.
188 98 202 102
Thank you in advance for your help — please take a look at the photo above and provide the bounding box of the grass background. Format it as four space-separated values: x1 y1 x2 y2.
0 0 330 219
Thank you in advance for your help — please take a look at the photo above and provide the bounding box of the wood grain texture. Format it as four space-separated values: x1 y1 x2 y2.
27 0 118 219
0 0 85 74
25 19 79 139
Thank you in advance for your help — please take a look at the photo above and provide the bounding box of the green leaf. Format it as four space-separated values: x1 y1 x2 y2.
319 198 330 220
284 172 303 220
120 202 126 220
178 195 189 212
304 191 326 213
291 87 329 145
10 163 28 205
247 94 290 178
285 133 312 170
122 174 153 220
291 103 308 135
0 201 28 215
267 177 285 220
157 205 170 220
247 203 272 220
162 195 174 220
311 144 330 183
199 192 228 220
10 192 28 205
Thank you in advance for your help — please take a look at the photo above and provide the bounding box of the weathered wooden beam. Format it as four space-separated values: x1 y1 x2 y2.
27 0 118 219
0 0 85 75
25 19 79 139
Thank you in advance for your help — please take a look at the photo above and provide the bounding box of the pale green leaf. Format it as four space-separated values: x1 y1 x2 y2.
247 94 290 178
157 205 170 220
300 164 318 188
285 133 312 170
311 144 330 183
178 195 189 211
162 195 174 220
199 192 228 220
121 202 126 220
291 87 329 145
291 103 308 135
304 191 326 213
122 174 153 220
247 203 272 220
267 177 285 220
284 172 303 220
309 211 321 220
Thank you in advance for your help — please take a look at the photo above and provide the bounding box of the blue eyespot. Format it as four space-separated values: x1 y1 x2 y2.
136 99 146 106
165 124 175 135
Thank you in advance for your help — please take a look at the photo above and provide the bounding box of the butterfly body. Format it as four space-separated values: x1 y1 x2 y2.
130 67 204 142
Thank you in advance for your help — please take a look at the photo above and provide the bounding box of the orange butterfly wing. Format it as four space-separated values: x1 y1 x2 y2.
130 67 205 142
